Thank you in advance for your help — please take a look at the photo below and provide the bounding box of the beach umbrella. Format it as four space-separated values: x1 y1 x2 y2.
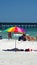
4 26 25 33
3 26 25 50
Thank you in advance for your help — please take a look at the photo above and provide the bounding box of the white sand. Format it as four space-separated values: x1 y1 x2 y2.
0 51 37 65
0 39 37 50
0 39 37 65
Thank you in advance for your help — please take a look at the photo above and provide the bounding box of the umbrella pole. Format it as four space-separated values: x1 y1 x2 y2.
15 35 16 52
15 39 16 51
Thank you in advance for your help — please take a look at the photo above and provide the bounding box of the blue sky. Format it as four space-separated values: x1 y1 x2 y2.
0 0 37 23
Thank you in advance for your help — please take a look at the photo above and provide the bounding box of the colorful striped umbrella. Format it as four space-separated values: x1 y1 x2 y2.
4 26 25 33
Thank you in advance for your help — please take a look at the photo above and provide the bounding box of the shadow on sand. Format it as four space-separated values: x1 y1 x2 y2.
3 48 33 52
3 48 24 52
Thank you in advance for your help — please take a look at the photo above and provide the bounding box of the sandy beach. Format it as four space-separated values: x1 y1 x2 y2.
0 39 37 65
0 51 37 65
0 39 37 50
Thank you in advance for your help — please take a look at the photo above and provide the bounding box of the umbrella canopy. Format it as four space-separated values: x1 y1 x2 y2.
4 26 25 33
